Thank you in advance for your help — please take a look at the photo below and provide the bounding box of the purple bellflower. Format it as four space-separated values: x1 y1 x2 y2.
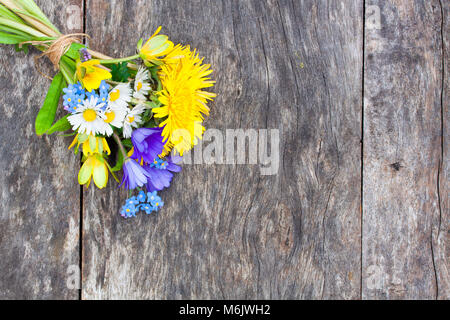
145 155 182 192
130 127 165 164
120 159 151 190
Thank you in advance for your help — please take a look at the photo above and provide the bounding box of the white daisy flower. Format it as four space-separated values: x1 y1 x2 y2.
123 105 146 138
104 102 128 129
68 96 113 136
108 83 132 109
133 67 151 100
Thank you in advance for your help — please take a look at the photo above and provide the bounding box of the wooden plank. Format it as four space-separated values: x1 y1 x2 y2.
363 0 448 299
435 0 450 300
82 0 362 299
0 0 83 299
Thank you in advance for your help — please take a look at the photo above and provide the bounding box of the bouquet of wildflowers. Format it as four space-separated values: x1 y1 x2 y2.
0 0 216 218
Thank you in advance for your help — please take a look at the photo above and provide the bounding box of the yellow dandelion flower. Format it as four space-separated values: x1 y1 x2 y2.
139 26 174 65
76 59 112 91
153 46 216 155
162 44 191 66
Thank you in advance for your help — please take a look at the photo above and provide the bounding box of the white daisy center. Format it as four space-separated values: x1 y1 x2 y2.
110 90 120 102
104 111 116 123
83 109 97 122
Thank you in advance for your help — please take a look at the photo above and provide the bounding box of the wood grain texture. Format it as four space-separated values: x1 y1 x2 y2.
82 0 362 299
0 0 83 299
435 0 450 300
1 0 446 300
362 0 448 299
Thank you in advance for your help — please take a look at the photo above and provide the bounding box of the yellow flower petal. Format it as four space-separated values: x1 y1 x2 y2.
78 156 94 185
92 157 108 189
155 46 215 155
68 134 79 150
140 27 174 63
102 138 111 155
76 60 112 91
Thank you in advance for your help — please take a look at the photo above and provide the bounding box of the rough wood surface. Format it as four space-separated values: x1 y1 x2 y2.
437 0 450 300
0 0 82 299
0 0 448 300
363 0 448 299
81 0 362 299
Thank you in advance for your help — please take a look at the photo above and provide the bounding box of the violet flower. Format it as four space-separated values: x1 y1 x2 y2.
120 159 151 190
130 127 165 164
145 155 182 192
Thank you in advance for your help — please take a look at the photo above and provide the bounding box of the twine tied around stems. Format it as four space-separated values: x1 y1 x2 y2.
19 33 90 80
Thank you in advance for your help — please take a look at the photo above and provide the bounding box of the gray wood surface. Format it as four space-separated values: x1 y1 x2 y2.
82 0 362 299
363 0 448 299
0 0 82 299
0 0 448 300
437 0 449 300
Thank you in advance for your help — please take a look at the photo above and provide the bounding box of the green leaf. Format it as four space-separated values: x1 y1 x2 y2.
15 43 29 54
46 115 71 135
0 25 31 38
122 139 133 148
0 4 24 24
35 73 65 135
59 60 75 85
111 62 131 82
149 66 162 91
0 16 47 38
60 55 76 71
14 0 60 34
143 118 157 129
150 95 161 107
64 42 86 60
149 59 163 66
136 38 143 51
57 132 77 137
111 149 124 172
0 31 28 44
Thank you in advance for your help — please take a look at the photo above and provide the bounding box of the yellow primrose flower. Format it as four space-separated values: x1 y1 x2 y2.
139 26 174 65
153 46 216 155
69 134 111 189
76 59 112 91
68 134 111 156
78 154 109 189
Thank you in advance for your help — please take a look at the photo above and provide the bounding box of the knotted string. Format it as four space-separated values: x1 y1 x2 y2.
20 33 90 80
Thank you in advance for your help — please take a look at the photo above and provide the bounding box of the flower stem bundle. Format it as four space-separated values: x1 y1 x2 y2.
0 0 216 218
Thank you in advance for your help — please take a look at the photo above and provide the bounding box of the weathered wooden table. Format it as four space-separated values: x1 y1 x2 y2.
0 0 448 300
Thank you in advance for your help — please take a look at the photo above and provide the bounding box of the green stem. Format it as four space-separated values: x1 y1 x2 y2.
106 79 126 86
130 98 159 108
14 0 61 35
113 132 128 160
103 159 120 183
59 61 74 84
61 55 75 70
0 16 46 37
98 54 140 65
